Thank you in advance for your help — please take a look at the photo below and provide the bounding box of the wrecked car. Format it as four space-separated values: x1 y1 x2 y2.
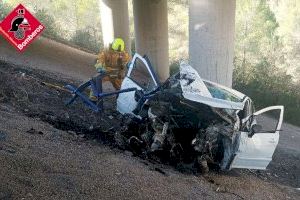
116 53 284 172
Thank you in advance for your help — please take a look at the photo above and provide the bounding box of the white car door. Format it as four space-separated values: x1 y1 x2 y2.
230 106 284 169
117 54 159 116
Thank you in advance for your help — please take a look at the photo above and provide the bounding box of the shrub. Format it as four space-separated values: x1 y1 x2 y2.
0 3 12 21
170 60 180 75
233 59 300 126
71 29 101 52
34 9 62 40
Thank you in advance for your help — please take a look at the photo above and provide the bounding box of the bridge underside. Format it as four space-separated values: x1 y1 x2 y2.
100 0 236 87
0 0 235 88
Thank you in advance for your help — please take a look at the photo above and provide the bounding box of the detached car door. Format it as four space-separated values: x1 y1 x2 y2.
230 106 284 170
117 54 159 116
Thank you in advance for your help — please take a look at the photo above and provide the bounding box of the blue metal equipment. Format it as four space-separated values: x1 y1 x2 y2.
65 73 137 112
65 54 163 113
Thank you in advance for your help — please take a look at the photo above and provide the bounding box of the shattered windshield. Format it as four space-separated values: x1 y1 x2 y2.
203 81 242 102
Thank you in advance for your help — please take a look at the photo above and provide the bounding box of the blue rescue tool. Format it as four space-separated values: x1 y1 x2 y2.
65 73 137 112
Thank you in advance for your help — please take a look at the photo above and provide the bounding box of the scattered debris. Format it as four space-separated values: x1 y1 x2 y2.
4 148 17 154
67 130 77 136
0 91 6 102
0 144 17 154
41 81 69 92
62 53 284 173
0 56 285 177
26 128 44 135
113 54 284 172
152 167 167 176
115 172 122 176
0 131 7 141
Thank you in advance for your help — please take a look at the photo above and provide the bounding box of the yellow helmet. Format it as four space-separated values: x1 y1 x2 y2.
111 38 125 52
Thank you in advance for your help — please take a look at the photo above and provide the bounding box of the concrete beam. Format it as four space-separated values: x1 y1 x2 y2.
189 0 236 87
133 0 169 81
100 0 131 53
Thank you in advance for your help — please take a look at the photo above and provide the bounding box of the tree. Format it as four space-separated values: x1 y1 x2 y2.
270 0 300 78
235 0 279 67
234 0 281 86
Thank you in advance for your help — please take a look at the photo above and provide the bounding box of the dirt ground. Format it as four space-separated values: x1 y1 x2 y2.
0 61 299 199
0 36 97 81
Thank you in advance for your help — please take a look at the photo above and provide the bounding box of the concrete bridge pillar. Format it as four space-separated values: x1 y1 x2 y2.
189 0 236 87
99 0 131 53
133 0 169 81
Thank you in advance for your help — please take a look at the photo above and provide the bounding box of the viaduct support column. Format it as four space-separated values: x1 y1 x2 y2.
100 0 131 53
133 0 169 81
189 0 236 87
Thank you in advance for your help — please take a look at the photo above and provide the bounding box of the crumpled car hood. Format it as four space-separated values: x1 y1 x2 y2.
179 62 245 110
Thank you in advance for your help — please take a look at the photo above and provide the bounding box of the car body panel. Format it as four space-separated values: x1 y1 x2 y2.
230 106 284 169
180 62 245 110
117 77 141 115
117 53 284 170
117 54 159 116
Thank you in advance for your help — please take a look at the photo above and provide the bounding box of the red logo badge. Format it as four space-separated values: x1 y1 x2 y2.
0 4 45 52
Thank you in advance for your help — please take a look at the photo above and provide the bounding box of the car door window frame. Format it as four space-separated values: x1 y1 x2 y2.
127 54 159 92
243 105 284 134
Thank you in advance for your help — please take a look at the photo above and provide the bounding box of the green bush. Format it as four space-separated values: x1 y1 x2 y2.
170 60 180 75
233 59 300 126
34 9 62 40
0 3 12 21
71 29 101 52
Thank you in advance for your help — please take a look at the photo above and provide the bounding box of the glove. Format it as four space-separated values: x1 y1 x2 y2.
126 62 131 69
96 67 106 74
94 63 106 74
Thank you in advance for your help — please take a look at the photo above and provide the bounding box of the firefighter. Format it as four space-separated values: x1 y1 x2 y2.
90 38 131 100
